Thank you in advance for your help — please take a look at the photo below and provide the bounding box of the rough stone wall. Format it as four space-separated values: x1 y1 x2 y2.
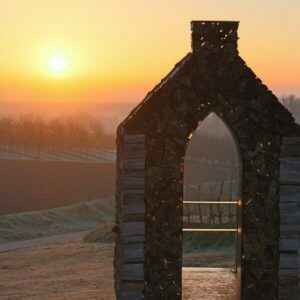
140 65 286 299
115 21 297 300
114 130 146 299
279 137 300 299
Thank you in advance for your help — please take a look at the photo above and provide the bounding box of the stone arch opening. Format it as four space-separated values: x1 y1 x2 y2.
182 112 242 299
115 21 300 300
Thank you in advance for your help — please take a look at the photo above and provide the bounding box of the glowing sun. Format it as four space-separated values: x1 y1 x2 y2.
48 55 70 76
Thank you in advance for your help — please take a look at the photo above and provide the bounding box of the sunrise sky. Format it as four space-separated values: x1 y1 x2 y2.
1 0 300 104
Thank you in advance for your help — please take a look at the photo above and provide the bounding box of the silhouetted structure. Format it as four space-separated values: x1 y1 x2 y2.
114 21 300 300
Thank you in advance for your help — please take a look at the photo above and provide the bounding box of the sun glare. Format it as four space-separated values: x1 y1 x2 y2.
48 55 69 76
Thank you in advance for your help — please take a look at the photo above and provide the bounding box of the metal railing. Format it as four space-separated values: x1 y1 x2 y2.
183 200 241 272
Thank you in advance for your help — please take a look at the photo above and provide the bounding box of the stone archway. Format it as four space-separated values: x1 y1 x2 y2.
114 20 298 300
117 94 284 299
182 112 242 299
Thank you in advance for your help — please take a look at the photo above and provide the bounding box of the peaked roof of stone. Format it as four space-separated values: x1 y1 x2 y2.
119 22 297 136
119 53 193 130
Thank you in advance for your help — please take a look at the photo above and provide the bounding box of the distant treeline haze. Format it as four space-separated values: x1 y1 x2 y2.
0 114 115 152
0 114 238 161
0 95 298 156
280 94 300 124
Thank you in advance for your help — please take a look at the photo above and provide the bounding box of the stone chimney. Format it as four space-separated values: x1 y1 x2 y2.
191 20 239 54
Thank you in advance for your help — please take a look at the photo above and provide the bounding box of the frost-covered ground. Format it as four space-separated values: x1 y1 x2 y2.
0 233 239 300
0 233 115 300
0 198 114 244
1 203 297 299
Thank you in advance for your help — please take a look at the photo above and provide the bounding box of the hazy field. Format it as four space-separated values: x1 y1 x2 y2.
0 159 115 215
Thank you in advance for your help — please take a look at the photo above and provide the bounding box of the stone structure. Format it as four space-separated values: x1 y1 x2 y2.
114 21 300 299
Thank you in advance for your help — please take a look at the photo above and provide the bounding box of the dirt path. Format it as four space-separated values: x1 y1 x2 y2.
0 235 238 300
0 235 114 300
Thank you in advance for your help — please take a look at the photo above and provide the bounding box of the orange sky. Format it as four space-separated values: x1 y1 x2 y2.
1 0 299 104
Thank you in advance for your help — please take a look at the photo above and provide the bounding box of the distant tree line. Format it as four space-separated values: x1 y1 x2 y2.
187 95 300 162
280 94 300 124
0 114 114 152
0 95 298 155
